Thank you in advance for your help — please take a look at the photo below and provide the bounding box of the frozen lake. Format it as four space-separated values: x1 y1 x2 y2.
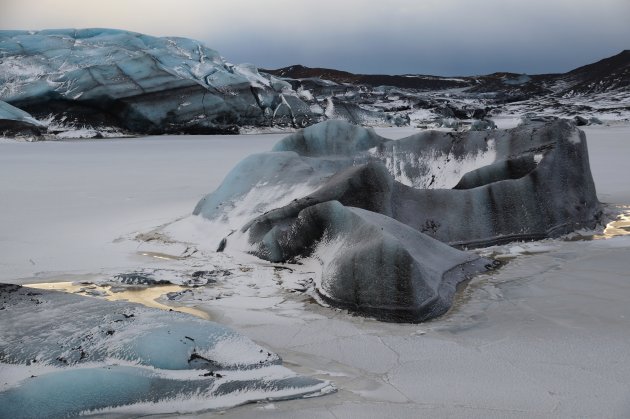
0 134 285 282
1 125 629 417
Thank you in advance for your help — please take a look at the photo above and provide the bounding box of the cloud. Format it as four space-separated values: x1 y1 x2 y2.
1 0 629 75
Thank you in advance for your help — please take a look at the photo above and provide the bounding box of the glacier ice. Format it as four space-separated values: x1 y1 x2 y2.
0 29 416 136
194 119 601 321
0 100 44 137
0 29 321 134
272 119 386 156
250 200 490 321
1 35 627 136
0 284 332 417
240 119 600 246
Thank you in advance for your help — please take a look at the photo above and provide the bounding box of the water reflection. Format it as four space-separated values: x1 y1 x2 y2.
563 206 630 241
137 251 187 261
23 282 210 320
593 207 630 240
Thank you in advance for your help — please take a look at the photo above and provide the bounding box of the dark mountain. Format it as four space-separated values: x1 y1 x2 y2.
262 65 471 90
555 50 630 95
264 51 630 97
464 72 554 100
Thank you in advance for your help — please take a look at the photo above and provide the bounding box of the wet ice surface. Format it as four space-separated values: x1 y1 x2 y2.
581 125 630 204
203 237 630 419
0 284 333 418
25 281 212 319
1 126 630 417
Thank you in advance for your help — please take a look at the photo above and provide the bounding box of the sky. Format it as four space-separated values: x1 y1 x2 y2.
1 0 629 76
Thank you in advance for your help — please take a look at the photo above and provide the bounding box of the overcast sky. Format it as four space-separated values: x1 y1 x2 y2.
1 0 628 75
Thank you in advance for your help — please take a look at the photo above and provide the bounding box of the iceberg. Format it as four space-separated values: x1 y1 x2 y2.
194 119 601 321
250 200 490 322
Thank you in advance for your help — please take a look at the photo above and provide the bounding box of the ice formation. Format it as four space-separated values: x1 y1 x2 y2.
0 284 333 417
0 100 44 137
0 29 317 134
194 119 601 321
2 30 625 138
250 201 490 321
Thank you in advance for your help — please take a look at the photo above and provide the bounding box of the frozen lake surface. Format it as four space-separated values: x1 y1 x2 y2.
0 134 284 282
1 125 629 417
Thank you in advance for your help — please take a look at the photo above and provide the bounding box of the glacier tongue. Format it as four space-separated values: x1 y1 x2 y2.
0 29 320 135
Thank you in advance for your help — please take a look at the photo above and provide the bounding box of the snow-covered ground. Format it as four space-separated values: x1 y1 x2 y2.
1 125 629 417
581 125 630 204
0 134 284 283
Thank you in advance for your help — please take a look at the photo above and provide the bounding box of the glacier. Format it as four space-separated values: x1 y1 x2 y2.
0 29 318 135
0 33 627 139
0 284 333 417
0 100 44 137
194 119 601 322
0 29 405 138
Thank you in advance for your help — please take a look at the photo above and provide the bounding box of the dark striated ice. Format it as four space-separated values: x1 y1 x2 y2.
195 119 601 321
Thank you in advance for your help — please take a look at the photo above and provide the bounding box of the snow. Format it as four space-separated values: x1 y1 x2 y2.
581 125 630 204
491 116 523 129
1 124 630 417
407 108 439 124
297 86 314 101
372 126 421 139
324 97 334 118
373 137 497 189
0 134 284 282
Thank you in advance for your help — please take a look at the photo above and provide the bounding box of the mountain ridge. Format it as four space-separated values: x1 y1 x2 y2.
262 50 630 95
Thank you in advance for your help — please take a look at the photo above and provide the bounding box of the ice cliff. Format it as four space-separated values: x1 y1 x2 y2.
194 119 601 322
0 28 319 136
0 100 44 137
